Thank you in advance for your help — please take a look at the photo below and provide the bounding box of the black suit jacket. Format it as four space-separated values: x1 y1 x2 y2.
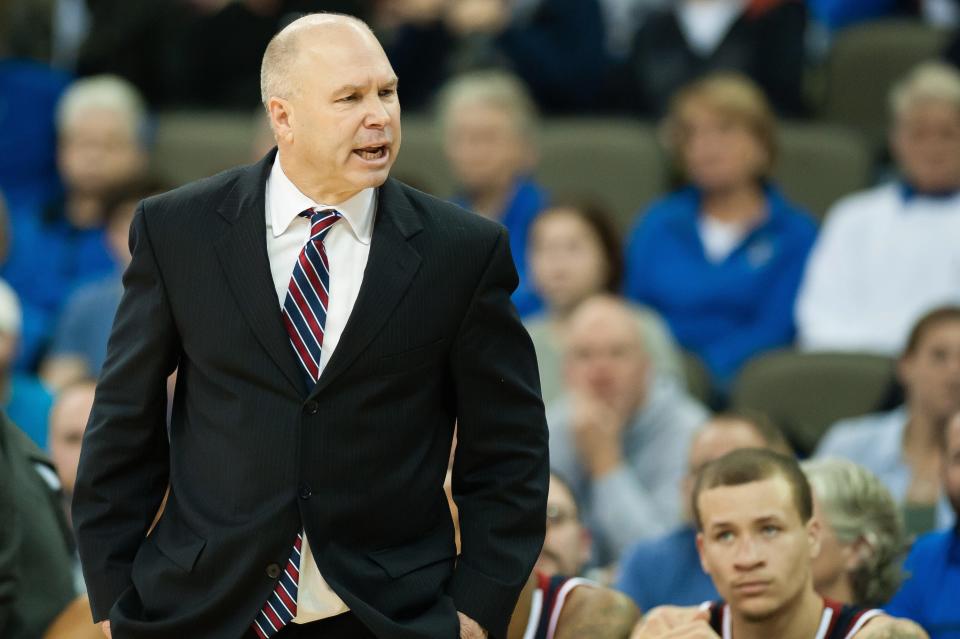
72 150 549 639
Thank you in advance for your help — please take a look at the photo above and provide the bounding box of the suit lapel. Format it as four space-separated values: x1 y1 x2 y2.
213 149 305 394
310 178 423 397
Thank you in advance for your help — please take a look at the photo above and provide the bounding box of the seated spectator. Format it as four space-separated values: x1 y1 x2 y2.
620 0 807 117
0 410 77 639
0 279 53 449
617 412 790 611
383 0 608 112
804 458 908 607
815 306 960 533
624 73 817 392
444 465 641 637
2 74 149 370
47 380 96 525
886 411 960 639
547 295 709 563
524 199 682 405
41 178 165 390
632 449 929 639
440 70 548 315
796 62 960 355
535 472 593 578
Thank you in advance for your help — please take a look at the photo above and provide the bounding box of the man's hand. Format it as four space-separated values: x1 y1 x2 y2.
630 606 718 639
458 611 488 639
570 393 628 478
100 620 112 638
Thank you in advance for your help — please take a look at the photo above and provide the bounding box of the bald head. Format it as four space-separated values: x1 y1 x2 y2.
260 13 379 109
564 295 650 417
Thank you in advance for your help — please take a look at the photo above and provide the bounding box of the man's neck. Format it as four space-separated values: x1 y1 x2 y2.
277 153 360 206
66 193 104 229
730 586 823 639
701 182 765 225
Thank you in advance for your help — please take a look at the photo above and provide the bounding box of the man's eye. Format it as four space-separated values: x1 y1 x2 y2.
761 525 780 537
716 531 734 542
379 89 395 97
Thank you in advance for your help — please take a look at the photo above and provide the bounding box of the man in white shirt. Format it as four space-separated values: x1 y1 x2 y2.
796 62 960 354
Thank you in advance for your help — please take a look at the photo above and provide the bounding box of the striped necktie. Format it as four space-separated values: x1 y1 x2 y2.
251 207 340 638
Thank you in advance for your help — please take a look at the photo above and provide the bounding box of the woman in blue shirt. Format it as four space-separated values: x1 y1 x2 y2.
624 73 817 393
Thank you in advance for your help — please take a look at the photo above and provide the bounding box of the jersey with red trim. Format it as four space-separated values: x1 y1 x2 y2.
704 598 884 639
523 572 594 639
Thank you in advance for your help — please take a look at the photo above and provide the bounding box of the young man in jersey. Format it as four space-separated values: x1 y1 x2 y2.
631 449 928 639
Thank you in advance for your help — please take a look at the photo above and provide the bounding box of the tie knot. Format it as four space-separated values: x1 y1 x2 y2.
300 208 341 241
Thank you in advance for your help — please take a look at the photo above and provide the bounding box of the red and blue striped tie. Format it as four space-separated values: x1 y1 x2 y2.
252 208 340 638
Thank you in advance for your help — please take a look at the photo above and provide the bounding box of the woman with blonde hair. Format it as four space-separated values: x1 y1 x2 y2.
624 72 816 395
803 458 909 607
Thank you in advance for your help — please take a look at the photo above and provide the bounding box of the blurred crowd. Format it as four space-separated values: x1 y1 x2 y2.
2 0 960 638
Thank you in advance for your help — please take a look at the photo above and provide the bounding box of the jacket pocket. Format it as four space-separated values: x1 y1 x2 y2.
149 510 207 572
367 524 457 578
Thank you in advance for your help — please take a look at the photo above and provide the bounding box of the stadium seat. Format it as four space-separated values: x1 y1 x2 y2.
775 122 872 221
730 350 895 455
153 111 257 187
393 116 669 231
820 19 950 151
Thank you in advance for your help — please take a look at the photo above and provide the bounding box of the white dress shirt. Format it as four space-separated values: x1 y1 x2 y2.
264 152 376 622
796 183 960 354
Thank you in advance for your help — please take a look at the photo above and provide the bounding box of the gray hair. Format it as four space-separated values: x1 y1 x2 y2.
437 70 540 144
802 458 908 606
890 61 960 119
56 74 148 146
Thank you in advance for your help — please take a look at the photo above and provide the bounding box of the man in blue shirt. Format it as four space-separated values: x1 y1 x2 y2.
886 412 960 639
616 412 791 611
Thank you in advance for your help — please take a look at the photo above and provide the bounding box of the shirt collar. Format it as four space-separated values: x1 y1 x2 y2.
267 152 375 244
898 180 960 203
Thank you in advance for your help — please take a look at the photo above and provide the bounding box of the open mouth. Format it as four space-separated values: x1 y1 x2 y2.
354 145 388 161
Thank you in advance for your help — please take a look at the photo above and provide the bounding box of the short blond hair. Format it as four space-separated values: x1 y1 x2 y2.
890 61 960 120
662 73 778 178
437 70 539 143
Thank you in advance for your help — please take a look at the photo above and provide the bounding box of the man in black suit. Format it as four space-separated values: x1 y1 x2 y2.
72 13 548 639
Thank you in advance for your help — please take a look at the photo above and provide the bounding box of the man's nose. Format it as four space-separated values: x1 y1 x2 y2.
733 536 765 569
364 95 391 128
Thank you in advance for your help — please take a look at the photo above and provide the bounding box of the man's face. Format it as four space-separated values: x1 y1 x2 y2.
444 101 532 197
945 414 960 517
535 475 590 576
892 100 960 193
564 304 649 419
900 319 960 423
679 103 767 192
49 386 96 496
273 25 401 203
58 108 147 197
696 476 819 623
681 422 769 520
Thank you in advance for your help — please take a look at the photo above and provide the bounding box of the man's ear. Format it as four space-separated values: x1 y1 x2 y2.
268 97 294 144
807 517 822 560
696 531 711 575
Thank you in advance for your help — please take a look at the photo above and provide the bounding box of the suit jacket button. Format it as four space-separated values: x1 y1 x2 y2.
298 483 312 499
304 401 319 415
266 563 282 579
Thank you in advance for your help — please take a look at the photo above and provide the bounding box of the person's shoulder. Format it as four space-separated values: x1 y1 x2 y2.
817 409 901 454
908 527 956 560
140 162 254 222
822 183 900 229
385 178 505 249
555 579 640 638
622 527 696 566
627 189 697 242
854 614 930 639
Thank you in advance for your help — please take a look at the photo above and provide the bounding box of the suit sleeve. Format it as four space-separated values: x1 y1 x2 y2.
71 204 179 621
447 228 549 639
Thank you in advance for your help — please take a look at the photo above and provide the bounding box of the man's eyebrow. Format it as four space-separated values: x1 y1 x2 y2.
334 77 399 94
